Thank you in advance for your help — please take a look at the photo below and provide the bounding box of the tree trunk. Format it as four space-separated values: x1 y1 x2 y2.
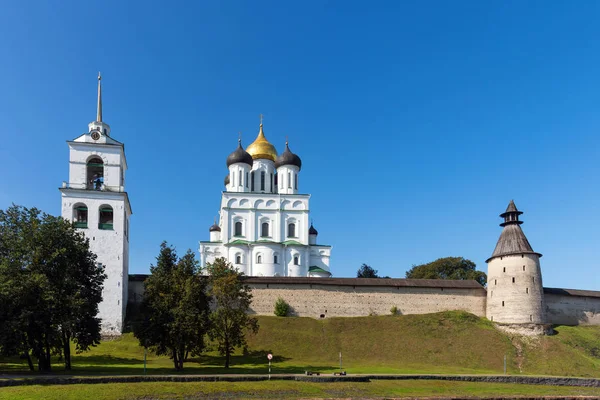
225 340 230 368
44 336 52 372
24 350 34 372
172 349 179 370
63 330 72 371
178 345 185 370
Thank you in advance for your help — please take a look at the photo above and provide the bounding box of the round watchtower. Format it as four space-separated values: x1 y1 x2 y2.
486 201 546 325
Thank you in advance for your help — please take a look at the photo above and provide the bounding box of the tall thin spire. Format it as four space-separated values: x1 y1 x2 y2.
96 72 102 122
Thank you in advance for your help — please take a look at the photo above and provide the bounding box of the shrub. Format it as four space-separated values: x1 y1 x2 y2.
274 297 290 317
390 306 398 315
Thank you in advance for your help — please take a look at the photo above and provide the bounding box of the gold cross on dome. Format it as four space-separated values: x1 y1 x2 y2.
285 135 289 145
238 131 242 142
259 114 264 125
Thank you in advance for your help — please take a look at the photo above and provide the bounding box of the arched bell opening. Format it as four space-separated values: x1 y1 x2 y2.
87 157 104 190
98 205 114 230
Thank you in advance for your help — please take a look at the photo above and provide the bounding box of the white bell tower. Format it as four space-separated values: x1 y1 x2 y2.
59 73 132 335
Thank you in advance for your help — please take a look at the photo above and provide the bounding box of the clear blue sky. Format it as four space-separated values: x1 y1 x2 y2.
0 1 598 290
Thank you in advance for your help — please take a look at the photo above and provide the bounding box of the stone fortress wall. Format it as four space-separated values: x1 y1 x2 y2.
128 276 600 325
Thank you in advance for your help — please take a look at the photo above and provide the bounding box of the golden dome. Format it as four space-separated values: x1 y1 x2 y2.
245 124 277 161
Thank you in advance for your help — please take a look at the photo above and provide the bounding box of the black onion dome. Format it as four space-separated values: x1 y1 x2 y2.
275 142 302 171
309 224 318 235
226 141 253 167
209 222 221 232
224 174 230 186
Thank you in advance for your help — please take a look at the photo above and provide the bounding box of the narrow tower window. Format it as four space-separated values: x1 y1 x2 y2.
503 267 506 273
288 223 296 238
532 277 535 283
288 172 291 188
494 279 497 286
251 172 255 191
261 222 269 237
293 256 299 265
294 174 298 190
236 255 241 264
523 265 525 271
526 287 529 294
234 221 243 236
257 255 262 263
238 170 242 186
270 173 273 192
98 206 113 230
274 255 278 264
246 172 249 188
512 277 515 283
502 301 505 307
260 171 265 190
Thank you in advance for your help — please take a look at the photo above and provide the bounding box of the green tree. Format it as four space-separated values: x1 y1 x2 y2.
206 257 259 368
0 205 105 371
357 264 379 278
405 257 487 286
134 242 210 370
274 297 290 317
356 264 390 279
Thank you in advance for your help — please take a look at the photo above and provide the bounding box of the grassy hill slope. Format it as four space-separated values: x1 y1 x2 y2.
2 311 600 376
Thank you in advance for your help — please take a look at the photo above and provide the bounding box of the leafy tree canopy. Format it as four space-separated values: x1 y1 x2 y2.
0 204 104 371
206 258 258 368
134 242 210 370
405 257 487 286
357 264 379 278
357 264 390 279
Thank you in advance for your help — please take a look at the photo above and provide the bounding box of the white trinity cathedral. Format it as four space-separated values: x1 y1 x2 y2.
198 118 332 278
58 76 331 333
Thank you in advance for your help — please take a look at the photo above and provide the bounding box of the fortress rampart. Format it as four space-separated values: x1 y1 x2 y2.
128 276 600 325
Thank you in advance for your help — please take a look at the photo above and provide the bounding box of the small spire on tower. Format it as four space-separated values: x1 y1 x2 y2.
96 72 102 122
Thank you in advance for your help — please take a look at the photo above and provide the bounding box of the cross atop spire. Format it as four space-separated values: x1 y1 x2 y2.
96 72 102 122
259 113 264 125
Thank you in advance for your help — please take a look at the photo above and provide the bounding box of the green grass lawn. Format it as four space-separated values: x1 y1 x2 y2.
2 311 600 377
2 380 600 400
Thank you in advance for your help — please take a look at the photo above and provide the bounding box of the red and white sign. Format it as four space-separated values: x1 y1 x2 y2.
267 353 273 360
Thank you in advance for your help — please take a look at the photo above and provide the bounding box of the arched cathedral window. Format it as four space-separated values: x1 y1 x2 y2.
257 254 262 264
251 172 255 191
288 223 296 238
234 221 243 236
235 254 242 264
293 255 299 265
261 222 269 237
294 174 298 190
260 171 265 191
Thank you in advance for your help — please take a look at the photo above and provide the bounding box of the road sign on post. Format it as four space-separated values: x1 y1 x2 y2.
267 353 273 379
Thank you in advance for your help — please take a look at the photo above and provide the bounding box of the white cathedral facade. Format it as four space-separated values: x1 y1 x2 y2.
198 123 332 277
